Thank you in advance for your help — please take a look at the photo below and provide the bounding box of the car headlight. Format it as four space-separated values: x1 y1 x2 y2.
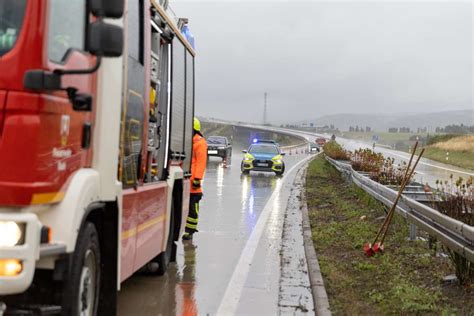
273 159 282 164
243 154 254 162
0 221 24 247
217 146 226 149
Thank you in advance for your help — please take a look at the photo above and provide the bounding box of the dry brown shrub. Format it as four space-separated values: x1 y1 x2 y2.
431 135 474 153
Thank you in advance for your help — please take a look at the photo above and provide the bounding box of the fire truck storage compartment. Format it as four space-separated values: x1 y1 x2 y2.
121 0 145 187
170 40 186 160
149 19 170 181
182 51 194 174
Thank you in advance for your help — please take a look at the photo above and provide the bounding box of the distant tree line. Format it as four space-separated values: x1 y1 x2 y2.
388 124 473 134
435 124 473 134
388 127 411 133
348 126 372 132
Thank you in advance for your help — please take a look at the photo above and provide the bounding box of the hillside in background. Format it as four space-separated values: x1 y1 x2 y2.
293 109 473 132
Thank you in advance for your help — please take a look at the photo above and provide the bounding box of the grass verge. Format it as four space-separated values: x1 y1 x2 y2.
306 155 473 315
424 147 474 171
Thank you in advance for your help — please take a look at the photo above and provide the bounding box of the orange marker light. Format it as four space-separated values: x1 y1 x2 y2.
0 259 23 276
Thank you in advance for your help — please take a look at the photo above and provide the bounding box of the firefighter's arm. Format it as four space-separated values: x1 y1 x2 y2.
194 141 208 180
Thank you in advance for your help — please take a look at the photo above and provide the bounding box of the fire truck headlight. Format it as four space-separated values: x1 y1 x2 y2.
0 221 24 247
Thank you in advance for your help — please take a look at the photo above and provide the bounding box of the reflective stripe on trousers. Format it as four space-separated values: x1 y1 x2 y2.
186 193 202 233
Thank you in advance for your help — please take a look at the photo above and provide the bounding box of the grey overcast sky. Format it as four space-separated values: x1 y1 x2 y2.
171 0 473 123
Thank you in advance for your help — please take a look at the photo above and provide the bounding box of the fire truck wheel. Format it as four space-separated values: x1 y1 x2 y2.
157 202 175 276
63 222 101 316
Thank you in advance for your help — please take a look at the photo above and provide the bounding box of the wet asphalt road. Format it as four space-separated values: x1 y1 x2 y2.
117 149 310 315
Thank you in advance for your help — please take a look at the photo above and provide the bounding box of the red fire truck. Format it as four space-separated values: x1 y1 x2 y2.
0 0 195 314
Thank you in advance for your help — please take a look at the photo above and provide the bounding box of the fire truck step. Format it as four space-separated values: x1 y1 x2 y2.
4 304 61 316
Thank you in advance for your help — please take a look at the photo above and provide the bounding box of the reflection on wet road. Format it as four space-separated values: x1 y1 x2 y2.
117 150 309 315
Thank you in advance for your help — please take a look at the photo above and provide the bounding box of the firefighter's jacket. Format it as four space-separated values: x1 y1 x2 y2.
191 133 208 194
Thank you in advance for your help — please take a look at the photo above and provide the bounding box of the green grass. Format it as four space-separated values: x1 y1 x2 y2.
426 134 460 145
306 155 473 315
424 147 474 171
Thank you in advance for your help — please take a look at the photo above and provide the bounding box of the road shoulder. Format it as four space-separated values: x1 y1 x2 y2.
279 154 331 315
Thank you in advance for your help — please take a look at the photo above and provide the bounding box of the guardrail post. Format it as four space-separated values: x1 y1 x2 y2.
409 223 417 241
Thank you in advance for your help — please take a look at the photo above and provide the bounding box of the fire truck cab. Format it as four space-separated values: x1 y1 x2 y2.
0 0 195 314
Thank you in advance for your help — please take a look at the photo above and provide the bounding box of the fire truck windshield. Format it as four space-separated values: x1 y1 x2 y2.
0 0 27 57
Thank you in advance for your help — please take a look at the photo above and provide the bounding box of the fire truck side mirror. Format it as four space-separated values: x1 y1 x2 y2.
89 0 124 18
87 21 123 57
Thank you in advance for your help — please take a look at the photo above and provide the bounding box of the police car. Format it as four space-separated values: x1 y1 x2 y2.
241 139 285 176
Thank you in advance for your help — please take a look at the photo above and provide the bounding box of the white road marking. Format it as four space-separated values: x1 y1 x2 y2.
216 155 315 315
387 151 474 176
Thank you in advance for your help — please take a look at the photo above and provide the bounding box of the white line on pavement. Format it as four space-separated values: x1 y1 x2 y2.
216 154 315 315
387 151 474 176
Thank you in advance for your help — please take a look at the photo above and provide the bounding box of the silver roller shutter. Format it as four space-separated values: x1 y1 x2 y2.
183 52 194 173
170 41 186 156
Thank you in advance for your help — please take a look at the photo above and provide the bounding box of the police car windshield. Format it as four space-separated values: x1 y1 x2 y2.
207 137 226 144
249 144 279 155
0 0 27 57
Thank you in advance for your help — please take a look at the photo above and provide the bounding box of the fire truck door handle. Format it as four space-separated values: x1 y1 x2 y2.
156 111 163 149
157 111 163 127
82 122 92 149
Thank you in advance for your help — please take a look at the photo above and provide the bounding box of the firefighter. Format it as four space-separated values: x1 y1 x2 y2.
183 118 208 240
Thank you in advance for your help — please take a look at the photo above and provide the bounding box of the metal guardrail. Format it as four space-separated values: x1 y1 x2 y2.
281 142 309 152
325 156 474 263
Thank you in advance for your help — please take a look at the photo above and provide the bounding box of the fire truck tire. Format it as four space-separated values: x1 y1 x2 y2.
62 222 101 316
157 202 175 276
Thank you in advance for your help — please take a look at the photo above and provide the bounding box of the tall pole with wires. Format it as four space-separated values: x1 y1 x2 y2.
263 92 267 125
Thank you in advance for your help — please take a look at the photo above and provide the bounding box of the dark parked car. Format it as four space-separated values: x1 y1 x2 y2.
207 136 232 161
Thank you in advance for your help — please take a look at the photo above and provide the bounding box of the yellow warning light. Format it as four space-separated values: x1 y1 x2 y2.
0 259 23 277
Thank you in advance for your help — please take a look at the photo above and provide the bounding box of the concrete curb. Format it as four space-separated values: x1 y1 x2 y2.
299 157 332 316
